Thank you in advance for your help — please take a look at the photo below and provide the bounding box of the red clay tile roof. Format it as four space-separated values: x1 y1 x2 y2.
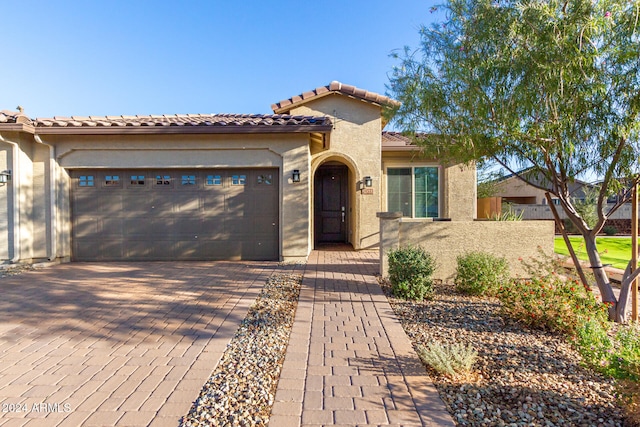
382 131 420 151
0 110 32 125
28 114 332 135
272 81 401 114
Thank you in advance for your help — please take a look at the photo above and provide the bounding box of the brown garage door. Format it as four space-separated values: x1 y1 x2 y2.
71 169 279 261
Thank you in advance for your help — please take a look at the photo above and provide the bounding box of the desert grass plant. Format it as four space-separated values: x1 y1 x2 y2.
417 341 478 380
387 246 435 301
454 251 509 296
492 204 524 221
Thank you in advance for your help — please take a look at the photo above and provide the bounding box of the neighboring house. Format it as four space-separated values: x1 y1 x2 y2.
489 169 636 232
492 168 591 206
0 81 476 264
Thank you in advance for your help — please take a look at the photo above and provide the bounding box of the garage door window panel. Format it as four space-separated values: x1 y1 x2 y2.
104 175 121 188
129 175 146 186
257 174 273 185
206 175 222 186
181 175 196 186
155 175 173 188
232 174 246 186
78 175 95 187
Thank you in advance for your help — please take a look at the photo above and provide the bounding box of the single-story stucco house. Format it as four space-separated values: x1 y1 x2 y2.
0 81 477 264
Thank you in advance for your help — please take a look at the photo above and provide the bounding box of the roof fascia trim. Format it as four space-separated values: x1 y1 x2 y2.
0 124 36 134
34 124 334 136
273 92 386 114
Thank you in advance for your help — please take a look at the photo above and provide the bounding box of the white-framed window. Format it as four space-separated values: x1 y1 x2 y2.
386 166 439 218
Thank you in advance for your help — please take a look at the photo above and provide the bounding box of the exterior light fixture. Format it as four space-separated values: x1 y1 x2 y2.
0 170 11 184
292 170 300 183
364 176 372 187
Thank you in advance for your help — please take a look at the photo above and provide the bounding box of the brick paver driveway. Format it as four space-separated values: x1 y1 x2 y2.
0 261 278 427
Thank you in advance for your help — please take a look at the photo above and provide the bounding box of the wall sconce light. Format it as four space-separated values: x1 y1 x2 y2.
292 170 300 183
364 176 373 188
0 170 11 184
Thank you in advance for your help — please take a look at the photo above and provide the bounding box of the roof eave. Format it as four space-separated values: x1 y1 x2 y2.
381 146 420 152
34 124 334 136
274 92 393 114
0 123 36 134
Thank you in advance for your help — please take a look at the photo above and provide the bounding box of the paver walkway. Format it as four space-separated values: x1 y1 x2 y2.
271 249 455 426
0 251 455 427
0 261 277 427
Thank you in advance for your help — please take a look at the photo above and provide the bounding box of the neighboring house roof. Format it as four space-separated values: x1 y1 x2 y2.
0 113 333 135
381 131 418 151
272 81 401 114
496 167 592 188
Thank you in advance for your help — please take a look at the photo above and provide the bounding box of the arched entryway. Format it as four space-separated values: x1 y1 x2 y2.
314 162 349 246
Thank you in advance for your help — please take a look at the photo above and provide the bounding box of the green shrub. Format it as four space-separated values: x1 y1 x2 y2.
387 246 435 300
454 251 509 296
603 225 618 236
575 322 640 425
619 362 640 427
578 322 640 381
497 254 608 335
417 341 478 380
575 317 613 373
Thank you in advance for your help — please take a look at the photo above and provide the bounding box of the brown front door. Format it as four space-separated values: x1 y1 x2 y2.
314 165 348 244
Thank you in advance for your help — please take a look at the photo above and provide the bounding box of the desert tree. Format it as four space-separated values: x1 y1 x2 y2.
388 0 640 321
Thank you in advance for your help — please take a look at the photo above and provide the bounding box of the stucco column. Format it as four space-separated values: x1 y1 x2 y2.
377 212 403 277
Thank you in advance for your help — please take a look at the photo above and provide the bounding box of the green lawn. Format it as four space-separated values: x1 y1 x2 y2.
554 236 634 270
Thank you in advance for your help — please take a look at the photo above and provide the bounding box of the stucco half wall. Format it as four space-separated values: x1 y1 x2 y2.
378 214 555 282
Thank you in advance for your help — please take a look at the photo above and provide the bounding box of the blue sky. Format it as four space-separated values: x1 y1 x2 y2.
3 1 439 121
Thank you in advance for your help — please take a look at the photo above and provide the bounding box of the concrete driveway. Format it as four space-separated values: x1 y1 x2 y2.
0 261 278 427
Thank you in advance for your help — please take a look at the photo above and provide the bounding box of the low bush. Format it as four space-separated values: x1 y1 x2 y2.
497 253 607 336
454 251 509 296
417 341 478 380
387 246 435 300
619 364 640 426
603 225 618 236
575 322 640 425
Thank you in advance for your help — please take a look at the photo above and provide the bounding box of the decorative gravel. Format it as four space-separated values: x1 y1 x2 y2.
0 265 36 278
383 282 628 427
180 272 302 427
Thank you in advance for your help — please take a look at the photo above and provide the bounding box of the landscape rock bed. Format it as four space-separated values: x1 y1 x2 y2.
0 265 36 278
383 282 627 427
180 272 302 427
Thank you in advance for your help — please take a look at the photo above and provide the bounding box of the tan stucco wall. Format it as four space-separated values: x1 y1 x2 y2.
0 132 53 264
0 145 10 260
289 95 383 249
379 217 555 282
43 132 312 261
443 162 476 220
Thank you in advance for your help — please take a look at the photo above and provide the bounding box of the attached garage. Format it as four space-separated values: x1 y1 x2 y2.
71 168 279 261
